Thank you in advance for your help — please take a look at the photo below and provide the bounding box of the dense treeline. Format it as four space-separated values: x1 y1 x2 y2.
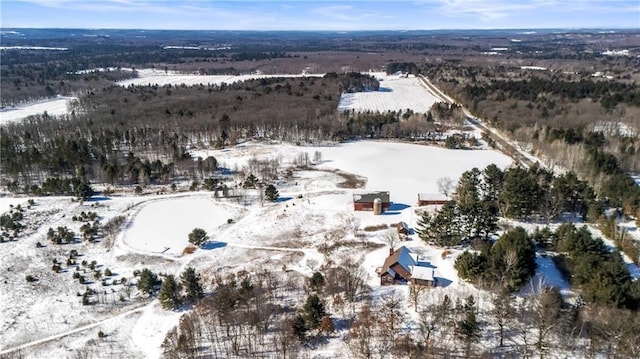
455 227 537 291
551 223 640 309
385 62 419 75
1 73 436 192
324 72 379 93
425 60 640 218
534 125 640 211
463 77 640 109
0 63 136 106
420 164 640 310
0 50 298 106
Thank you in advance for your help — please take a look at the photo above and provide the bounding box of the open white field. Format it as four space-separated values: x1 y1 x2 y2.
0 96 75 124
117 68 319 87
337 72 442 113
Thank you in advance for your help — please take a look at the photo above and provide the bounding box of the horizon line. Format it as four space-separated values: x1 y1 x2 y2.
2 26 638 32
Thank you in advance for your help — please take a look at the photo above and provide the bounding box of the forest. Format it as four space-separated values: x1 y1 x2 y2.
1 72 457 195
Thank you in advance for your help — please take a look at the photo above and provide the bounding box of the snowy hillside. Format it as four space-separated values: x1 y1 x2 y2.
0 140 514 357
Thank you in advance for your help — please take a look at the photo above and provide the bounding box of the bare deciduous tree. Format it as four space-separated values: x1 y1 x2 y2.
437 176 455 198
349 216 361 238
409 282 428 312
381 228 399 251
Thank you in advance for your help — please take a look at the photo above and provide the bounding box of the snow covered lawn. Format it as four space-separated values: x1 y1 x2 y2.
524 255 572 295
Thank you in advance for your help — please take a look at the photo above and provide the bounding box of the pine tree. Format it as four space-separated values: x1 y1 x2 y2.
188 228 208 246
430 201 464 246
455 168 482 238
499 167 539 219
415 210 434 243
75 181 94 200
180 267 203 301
137 268 160 295
303 294 326 330
482 164 503 201
159 274 180 310
292 314 308 340
309 271 325 292
454 251 487 282
457 295 481 355
265 184 279 202
491 227 537 291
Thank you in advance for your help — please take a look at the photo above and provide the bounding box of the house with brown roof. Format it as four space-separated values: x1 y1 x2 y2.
379 246 437 287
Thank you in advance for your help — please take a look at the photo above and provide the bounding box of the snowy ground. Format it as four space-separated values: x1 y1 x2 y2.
0 95 75 124
3 139 638 358
117 68 319 87
0 140 517 357
121 195 238 257
338 72 442 113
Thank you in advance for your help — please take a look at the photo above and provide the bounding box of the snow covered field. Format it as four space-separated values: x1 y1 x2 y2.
0 96 75 124
117 68 318 87
338 72 442 113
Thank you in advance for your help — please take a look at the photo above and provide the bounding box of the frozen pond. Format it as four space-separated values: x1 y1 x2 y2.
122 197 232 256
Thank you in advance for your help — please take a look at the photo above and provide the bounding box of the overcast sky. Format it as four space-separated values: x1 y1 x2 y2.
2 0 639 30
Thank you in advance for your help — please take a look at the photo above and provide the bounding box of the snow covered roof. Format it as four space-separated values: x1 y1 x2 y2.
418 193 448 201
397 247 417 269
353 191 390 203
381 246 416 277
411 266 435 281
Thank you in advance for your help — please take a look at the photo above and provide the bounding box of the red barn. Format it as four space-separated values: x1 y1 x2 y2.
353 191 390 212
417 193 449 206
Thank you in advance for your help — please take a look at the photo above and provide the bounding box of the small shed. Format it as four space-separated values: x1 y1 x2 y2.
353 191 390 212
395 222 410 237
417 193 448 206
